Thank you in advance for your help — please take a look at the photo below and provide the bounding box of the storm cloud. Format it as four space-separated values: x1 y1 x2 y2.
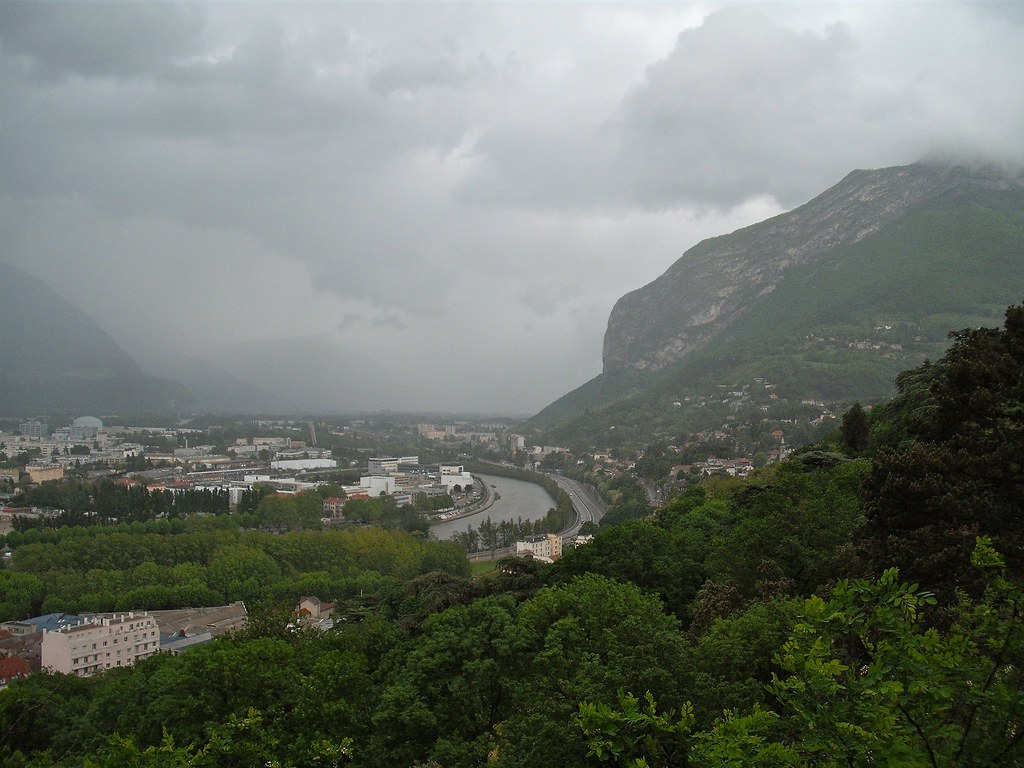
2 2 1022 413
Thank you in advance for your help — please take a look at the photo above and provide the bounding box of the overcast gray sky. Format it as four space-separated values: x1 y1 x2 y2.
3 2 1022 414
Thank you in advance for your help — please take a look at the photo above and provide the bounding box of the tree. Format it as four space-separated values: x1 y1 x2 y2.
292 491 325 530
576 690 694 768
369 595 519 767
83 711 352 768
317 483 346 500
575 540 1024 768
839 401 869 453
769 539 1024 766
683 598 800 727
861 305 1024 596
206 544 281 602
499 574 688 768
546 520 704 624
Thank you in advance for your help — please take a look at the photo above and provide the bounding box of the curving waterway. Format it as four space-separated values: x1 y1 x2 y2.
429 473 555 541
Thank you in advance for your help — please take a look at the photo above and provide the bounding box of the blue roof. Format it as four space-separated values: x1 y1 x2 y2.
19 613 84 633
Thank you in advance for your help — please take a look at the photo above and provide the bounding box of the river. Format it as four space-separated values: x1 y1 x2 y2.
429 473 555 540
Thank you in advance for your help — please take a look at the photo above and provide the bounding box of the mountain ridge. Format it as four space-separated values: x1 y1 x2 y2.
603 161 1024 374
529 160 1024 445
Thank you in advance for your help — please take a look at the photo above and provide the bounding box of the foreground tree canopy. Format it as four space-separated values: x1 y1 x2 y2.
862 303 1024 595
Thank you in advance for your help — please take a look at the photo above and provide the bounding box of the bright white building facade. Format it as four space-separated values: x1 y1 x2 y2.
270 458 338 471
439 464 474 493
360 475 398 496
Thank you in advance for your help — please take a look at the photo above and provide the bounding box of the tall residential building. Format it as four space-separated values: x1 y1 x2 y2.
18 420 48 439
41 612 159 677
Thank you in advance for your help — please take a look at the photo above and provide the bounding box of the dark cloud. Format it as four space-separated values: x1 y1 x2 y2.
2 2 1022 413
617 8 855 207
455 5 1024 213
0 1 205 80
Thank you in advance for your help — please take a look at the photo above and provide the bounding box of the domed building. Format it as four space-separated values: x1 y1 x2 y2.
70 416 103 441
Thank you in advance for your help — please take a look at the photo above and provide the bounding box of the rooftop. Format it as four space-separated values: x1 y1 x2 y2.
147 602 248 637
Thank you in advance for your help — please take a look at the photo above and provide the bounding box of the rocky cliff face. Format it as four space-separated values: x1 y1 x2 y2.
603 162 1024 373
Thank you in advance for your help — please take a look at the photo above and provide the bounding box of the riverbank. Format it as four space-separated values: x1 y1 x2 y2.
429 475 494 524
429 473 556 541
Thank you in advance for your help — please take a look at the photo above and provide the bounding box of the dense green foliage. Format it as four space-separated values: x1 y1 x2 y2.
576 539 1023 767
861 304 1024 596
548 453 866 627
0 522 467 620
2 308 1022 767
596 475 652 527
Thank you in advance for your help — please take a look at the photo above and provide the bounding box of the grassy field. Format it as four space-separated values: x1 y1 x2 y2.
470 560 499 577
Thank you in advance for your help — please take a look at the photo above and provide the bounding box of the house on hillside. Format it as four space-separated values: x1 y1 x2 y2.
0 655 30 689
295 596 335 630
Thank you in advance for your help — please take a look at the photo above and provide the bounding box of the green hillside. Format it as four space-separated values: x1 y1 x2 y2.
530 178 1024 449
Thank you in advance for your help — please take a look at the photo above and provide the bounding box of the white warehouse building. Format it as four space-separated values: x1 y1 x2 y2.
439 464 474 493
270 458 338 471
360 475 399 496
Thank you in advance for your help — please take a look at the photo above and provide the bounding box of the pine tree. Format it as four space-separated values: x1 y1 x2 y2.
839 401 870 453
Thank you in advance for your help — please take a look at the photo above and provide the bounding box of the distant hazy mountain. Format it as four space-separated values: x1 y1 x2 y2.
529 161 1024 445
140 349 295 415
0 263 297 416
0 262 192 415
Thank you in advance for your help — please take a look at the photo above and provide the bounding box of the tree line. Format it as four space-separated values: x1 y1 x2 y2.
0 522 468 621
12 478 229 528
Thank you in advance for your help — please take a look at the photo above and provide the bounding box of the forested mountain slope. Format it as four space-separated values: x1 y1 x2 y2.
529 162 1024 447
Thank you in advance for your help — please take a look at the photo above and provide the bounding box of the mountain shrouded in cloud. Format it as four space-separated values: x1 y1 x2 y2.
2 2 1022 413
0 262 190 414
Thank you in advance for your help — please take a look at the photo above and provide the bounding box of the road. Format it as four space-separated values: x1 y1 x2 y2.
550 474 607 537
637 478 663 507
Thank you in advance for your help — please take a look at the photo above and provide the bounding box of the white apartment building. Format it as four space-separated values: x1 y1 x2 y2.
515 533 563 561
41 612 159 677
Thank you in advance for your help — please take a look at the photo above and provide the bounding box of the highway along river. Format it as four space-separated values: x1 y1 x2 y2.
429 473 555 541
